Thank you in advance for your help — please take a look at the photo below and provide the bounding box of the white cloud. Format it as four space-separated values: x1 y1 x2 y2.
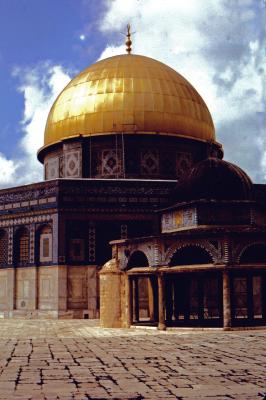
0 153 17 185
18 64 71 157
99 44 125 60
0 64 71 188
99 0 266 182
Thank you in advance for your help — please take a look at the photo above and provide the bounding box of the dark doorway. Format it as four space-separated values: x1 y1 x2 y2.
231 273 266 326
165 273 223 327
131 275 158 326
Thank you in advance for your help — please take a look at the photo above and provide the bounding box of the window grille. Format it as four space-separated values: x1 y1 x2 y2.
42 238 50 258
0 230 8 265
39 225 52 263
18 230 29 265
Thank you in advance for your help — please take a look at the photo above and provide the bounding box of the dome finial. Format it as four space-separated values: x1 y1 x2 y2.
125 24 132 54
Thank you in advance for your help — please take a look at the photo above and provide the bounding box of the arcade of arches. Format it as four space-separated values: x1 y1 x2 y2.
100 241 266 329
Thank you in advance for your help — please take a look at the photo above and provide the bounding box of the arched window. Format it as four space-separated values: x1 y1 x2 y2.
169 246 212 266
239 244 266 264
15 228 29 266
127 251 149 269
0 229 8 266
39 225 52 263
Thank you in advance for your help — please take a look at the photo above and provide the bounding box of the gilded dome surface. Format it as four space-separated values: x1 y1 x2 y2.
43 54 215 148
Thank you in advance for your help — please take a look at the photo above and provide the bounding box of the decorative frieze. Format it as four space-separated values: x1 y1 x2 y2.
0 229 8 265
161 208 197 233
222 238 230 264
65 150 81 178
88 225 96 263
176 152 193 180
45 157 60 180
29 224 35 264
0 214 52 228
7 227 13 265
58 181 173 196
102 149 122 177
0 183 57 205
153 239 162 266
140 149 159 175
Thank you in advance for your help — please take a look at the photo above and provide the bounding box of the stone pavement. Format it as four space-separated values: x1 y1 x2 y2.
0 320 265 400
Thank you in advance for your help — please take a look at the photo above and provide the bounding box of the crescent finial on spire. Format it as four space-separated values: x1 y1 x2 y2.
125 23 132 54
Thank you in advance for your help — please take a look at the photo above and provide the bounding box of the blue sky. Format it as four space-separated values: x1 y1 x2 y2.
0 0 265 187
0 0 106 156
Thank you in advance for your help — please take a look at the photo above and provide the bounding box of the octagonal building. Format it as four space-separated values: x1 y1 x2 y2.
0 48 265 329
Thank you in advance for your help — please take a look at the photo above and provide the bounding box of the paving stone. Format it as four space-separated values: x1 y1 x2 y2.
0 320 265 399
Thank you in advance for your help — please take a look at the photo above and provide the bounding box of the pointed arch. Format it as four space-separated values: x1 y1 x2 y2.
169 244 213 266
126 250 149 270
239 243 266 264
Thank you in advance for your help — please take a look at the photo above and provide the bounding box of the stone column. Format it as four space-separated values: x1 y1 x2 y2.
158 273 166 330
87 265 97 318
99 259 122 328
124 275 133 328
133 277 139 323
223 270 231 330
148 277 154 321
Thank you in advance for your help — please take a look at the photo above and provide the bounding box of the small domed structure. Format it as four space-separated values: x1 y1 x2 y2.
175 157 253 201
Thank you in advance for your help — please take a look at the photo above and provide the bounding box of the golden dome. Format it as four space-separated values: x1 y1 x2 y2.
42 54 215 149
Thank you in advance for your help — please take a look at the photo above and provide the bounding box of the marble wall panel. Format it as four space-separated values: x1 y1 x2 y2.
15 268 37 310
38 266 58 310
67 266 88 310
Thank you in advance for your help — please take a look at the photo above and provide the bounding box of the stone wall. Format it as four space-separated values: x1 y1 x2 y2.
15 267 37 311
39 266 64 312
0 269 14 314
0 265 98 319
